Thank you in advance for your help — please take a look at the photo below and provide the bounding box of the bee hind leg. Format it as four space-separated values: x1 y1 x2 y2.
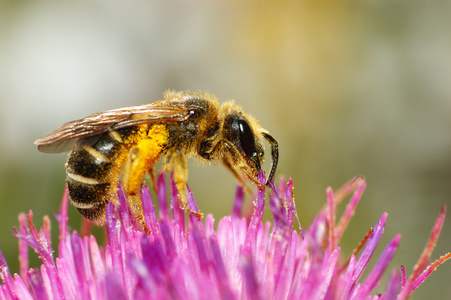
123 139 165 234
146 166 159 194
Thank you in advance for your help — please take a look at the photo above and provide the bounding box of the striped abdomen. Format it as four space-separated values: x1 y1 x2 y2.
66 127 134 224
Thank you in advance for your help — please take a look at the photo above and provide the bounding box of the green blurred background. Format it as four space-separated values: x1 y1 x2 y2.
1 1 450 298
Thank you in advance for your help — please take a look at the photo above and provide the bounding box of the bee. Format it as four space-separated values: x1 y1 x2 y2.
35 90 279 230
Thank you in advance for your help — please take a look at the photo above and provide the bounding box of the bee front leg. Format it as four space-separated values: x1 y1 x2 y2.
222 140 264 189
222 158 252 195
165 149 203 219
201 140 253 194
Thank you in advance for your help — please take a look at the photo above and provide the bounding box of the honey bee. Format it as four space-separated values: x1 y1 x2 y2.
35 90 278 230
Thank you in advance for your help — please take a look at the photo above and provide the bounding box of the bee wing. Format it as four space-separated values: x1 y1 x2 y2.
34 101 190 153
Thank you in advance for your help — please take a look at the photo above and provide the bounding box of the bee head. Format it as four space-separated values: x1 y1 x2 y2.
221 106 278 185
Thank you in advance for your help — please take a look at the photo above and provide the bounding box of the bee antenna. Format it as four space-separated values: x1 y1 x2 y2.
262 132 278 185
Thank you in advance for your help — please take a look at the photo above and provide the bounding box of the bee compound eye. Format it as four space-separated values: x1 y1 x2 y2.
237 119 257 159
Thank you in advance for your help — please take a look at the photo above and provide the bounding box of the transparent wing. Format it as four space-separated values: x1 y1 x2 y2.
34 100 190 153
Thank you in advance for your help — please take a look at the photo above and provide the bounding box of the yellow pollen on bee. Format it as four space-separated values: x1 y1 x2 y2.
146 124 168 146
123 125 168 146
123 124 169 197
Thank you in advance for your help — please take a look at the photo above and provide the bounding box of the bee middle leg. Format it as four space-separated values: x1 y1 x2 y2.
165 149 203 219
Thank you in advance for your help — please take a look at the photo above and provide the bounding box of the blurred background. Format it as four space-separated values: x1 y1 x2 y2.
1 1 450 298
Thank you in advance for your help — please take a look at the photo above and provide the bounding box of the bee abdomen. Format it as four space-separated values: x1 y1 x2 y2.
67 146 113 182
66 174 110 206
66 170 111 220
66 130 130 222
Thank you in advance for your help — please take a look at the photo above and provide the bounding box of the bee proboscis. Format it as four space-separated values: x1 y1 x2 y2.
35 90 279 232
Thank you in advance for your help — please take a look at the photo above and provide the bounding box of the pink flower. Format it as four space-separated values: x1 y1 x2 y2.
0 173 449 299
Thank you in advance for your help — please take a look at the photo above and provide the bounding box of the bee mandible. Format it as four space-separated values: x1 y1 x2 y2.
35 90 279 230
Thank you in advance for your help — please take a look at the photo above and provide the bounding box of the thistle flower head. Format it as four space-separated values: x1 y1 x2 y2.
0 173 449 299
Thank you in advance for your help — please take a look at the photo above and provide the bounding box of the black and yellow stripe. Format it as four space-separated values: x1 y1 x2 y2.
65 124 170 224
66 127 132 223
